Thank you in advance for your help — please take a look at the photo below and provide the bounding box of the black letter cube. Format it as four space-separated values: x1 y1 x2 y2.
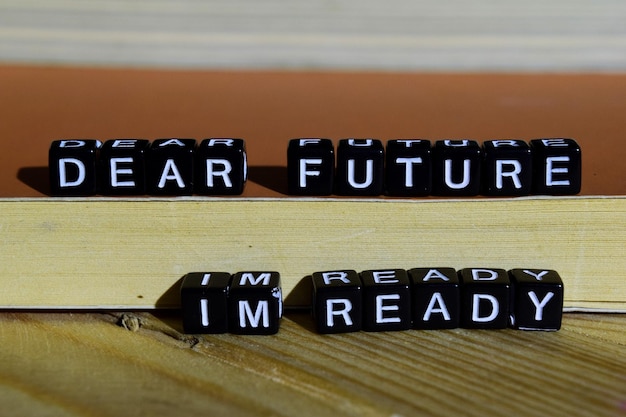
180 272 232 334
228 271 282 335
287 138 335 195
335 139 384 196
459 268 511 329
509 268 564 331
482 140 532 196
99 139 149 195
311 270 362 334
146 138 196 195
195 138 247 195
385 139 432 196
432 140 482 196
530 138 581 195
408 267 460 329
361 269 412 332
49 139 101 196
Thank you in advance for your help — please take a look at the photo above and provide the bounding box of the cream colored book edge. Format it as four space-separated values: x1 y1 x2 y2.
0 196 624 311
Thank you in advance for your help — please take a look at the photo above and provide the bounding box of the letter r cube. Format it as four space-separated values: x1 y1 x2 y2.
311 270 362 334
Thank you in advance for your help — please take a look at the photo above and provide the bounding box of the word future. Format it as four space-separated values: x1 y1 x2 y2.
288 138 581 196
181 271 282 335
312 268 564 334
49 138 247 196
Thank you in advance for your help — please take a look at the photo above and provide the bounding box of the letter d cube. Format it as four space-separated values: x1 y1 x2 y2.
49 139 101 196
228 272 282 335
459 268 511 329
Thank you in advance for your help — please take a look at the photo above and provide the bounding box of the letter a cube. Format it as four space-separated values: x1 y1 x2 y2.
459 268 511 329
228 272 282 335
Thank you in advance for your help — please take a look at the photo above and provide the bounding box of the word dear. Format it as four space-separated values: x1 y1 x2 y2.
312 267 564 334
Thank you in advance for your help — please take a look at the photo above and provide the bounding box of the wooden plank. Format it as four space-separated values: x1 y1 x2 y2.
0 311 624 416
0 196 624 310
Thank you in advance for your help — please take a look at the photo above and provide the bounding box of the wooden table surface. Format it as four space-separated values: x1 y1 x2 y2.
0 311 624 416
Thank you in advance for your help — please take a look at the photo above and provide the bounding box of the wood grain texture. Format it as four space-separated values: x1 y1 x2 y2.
0 311 624 416
0 197 624 310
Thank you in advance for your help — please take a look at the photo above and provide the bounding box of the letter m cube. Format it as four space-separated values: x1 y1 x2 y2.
228 272 282 335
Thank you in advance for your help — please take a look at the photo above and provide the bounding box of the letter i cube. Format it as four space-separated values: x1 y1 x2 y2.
180 272 232 334
49 139 101 196
287 138 335 195
311 270 362 334
509 269 564 331
195 138 247 195
228 272 282 335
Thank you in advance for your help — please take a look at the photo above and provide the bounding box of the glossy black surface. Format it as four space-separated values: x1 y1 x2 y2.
530 138 581 195
482 140 532 196
228 271 282 335
180 272 232 334
49 139 101 196
195 138 247 195
458 268 511 329
287 138 335 195
311 270 363 334
432 139 482 196
360 269 412 332
99 139 149 195
385 139 432 196
146 138 195 195
509 268 564 331
335 139 384 196
408 267 460 329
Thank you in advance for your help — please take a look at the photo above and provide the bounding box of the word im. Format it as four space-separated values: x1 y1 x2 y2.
311 267 564 334
181 271 282 335
289 138 581 196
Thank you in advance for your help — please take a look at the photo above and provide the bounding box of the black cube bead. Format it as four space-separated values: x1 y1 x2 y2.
228 272 282 335
99 139 149 195
509 269 564 331
530 138 581 195
195 138 247 195
361 269 412 332
311 270 362 334
287 138 335 195
49 139 101 196
146 138 196 195
180 272 232 334
385 139 432 196
432 140 482 196
335 139 384 196
459 268 511 329
482 140 532 196
408 267 460 329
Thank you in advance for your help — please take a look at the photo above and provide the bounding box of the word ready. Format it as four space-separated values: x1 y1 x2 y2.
311 268 564 334
181 271 282 335
49 138 247 196
288 138 581 196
